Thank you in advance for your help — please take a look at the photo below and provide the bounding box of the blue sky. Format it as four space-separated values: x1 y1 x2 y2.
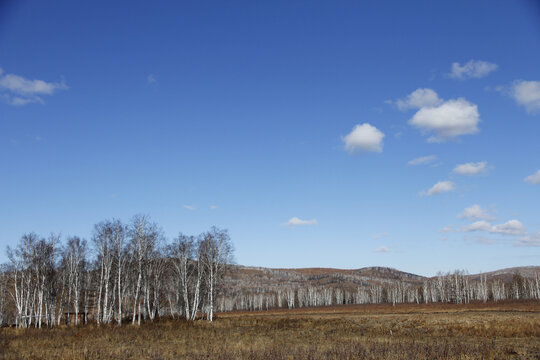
1 0 539 275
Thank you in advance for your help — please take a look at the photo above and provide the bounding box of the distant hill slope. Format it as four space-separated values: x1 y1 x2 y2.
467 266 540 282
224 265 540 294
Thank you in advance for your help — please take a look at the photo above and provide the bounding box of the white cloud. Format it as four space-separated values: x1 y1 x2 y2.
285 217 317 226
147 74 157 84
492 220 526 235
0 71 66 95
524 169 540 184
210 205 218 210
0 68 67 106
409 98 480 142
458 204 495 221
453 161 489 175
461 220 492 232
422 180 455 196
374 246 390 253
183 205 196 211
461 219 525 235
343 123 385 153
408 155 437 166
515 233 540 247
396 88 442 110
4 95 43 106
510 80 540 114
449 60 498 80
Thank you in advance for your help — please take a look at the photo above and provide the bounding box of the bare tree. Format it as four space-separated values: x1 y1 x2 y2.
63 237 87 325
6 233 59 328
129 215 159 325
190 237 204 321
93 221 115 325
169 233 195 319
0 264 7 325
109 221 127 325
199 227 233 322
146 245 166 321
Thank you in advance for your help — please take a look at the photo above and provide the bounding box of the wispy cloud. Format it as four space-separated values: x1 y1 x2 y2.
395 88 442 111
408 155 437 166
440 226 454 233
460 220 492 232
147 74 157 85
458 205 495 221
183 205 196 211
492 220 525 235
510 80 540 114
453 161 490 176
285 217 317 226
448 60 498 80
0 68 67 106
524 169 540 184
343 123 385 153
421 180 455 196
515 232 540 247
374 246 390 253
461 219 525 236
210 205 218 210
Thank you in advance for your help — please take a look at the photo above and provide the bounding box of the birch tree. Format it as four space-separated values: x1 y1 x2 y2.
199 227 233 322
146 245 166 321
0 264 7 325
93 221 115 325
109 221 127 325
169 233 195 319
190 238 205 321
129 215 159 325
63 236 87 325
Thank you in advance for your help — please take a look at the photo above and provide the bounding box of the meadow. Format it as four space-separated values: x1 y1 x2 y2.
1 300 539 359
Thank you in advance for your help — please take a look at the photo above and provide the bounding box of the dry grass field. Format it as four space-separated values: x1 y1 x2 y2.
1 300 539 359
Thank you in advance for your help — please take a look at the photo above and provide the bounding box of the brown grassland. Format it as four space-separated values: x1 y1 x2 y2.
1 300 539 359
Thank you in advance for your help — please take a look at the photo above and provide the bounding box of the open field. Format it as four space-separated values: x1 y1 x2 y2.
1 300 539 359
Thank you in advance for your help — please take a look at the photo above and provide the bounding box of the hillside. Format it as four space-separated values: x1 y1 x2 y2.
467 266 540 282
224 265 540 294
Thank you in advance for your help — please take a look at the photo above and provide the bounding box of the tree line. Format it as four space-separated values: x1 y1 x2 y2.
216 270 540 312
0 215 233 328
0 216 539 327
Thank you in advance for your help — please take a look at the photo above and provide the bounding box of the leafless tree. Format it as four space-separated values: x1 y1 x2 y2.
109 222 127 325
129 215 159 325
0 264 7 325
190 237 205 321
62 237 87 325
93 221 115 325
198 227 233 322
168 233 195 319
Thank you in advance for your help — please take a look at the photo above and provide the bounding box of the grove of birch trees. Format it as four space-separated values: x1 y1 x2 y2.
0 215 233 328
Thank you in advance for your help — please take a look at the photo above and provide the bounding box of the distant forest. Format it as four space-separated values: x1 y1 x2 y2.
0 215 538 328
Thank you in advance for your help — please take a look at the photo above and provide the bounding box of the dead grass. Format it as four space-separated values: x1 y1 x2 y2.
1 300 539 359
